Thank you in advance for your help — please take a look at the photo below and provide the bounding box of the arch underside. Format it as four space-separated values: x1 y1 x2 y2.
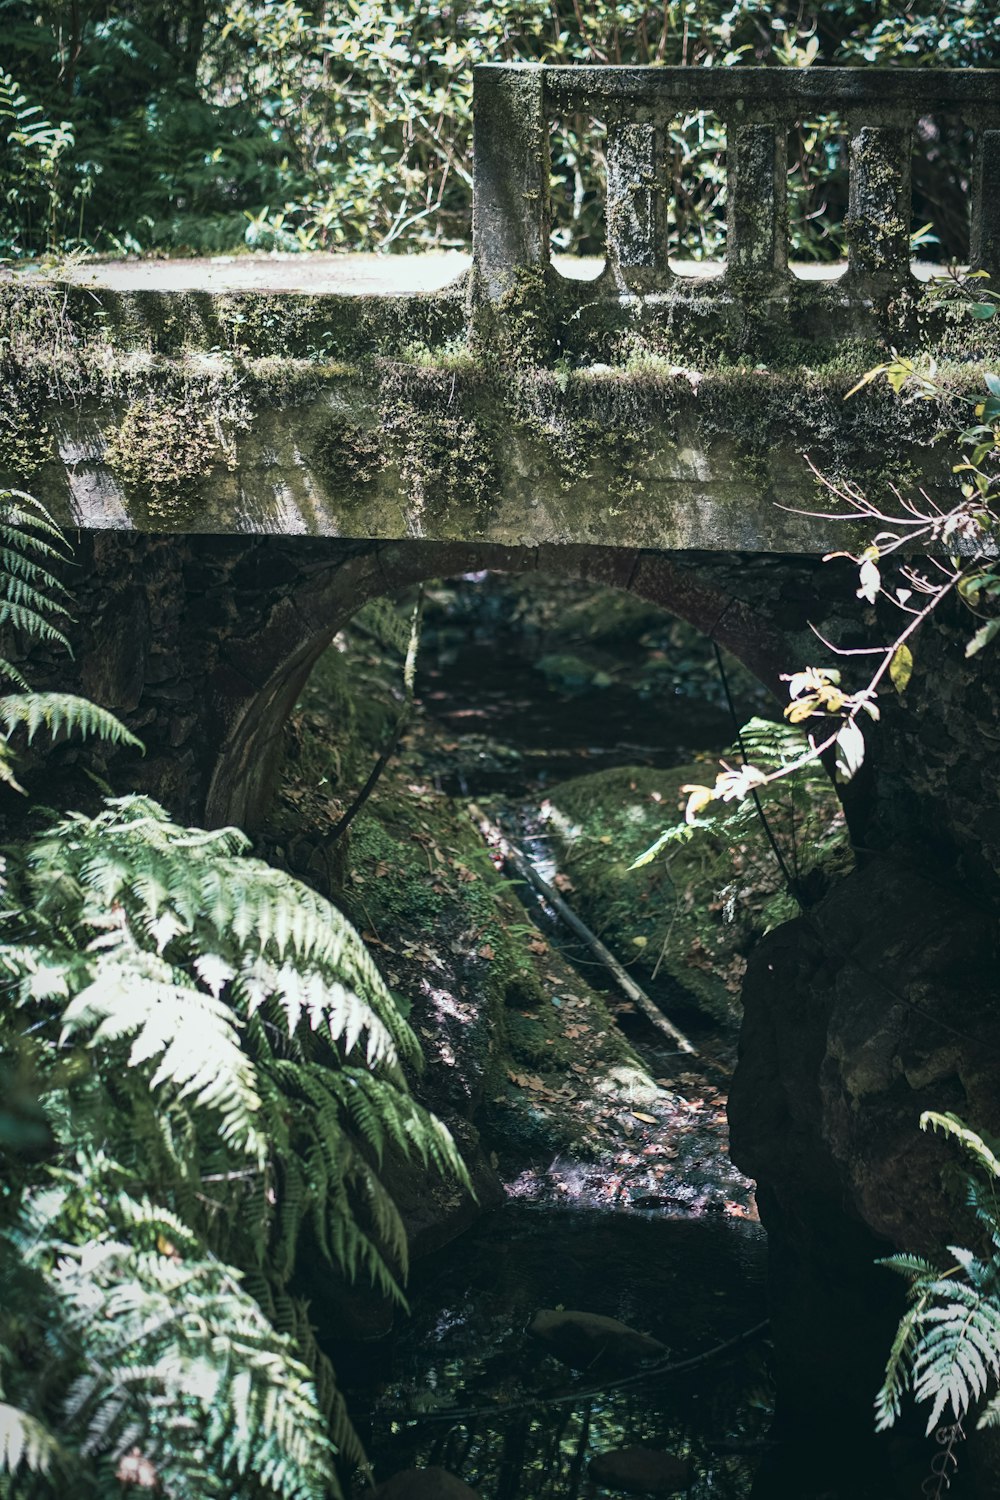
204 538 801 830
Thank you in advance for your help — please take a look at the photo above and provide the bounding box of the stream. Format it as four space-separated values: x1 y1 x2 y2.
340 577 778 1498
353 1208 769 1498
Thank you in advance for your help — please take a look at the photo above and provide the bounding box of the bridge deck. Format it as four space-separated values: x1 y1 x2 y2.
10 251 946 295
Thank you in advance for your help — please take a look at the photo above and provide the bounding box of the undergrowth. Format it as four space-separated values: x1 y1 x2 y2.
0 491 466 1498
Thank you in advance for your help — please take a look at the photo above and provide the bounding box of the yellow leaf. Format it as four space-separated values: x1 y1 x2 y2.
680 784 714 823
817 688 847 713
631 1111 658 1124
889 643 913 693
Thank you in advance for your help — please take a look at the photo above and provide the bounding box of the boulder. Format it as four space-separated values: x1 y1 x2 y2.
374 1467 482 1499
528 1308 665 1370
589 1446 691 1495
728 858 1000 1483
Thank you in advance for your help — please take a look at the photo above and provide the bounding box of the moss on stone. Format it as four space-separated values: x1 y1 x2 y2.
309 412 384 496
470 265 554 366
0 387 53 477
4 252 999 547
104 395 222 518
544 758 848 1023
399 407 496 513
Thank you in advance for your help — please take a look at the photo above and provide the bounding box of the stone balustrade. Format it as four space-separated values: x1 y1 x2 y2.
473 64 1000 304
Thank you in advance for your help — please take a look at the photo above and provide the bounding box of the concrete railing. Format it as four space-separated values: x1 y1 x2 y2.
472 64 1000 301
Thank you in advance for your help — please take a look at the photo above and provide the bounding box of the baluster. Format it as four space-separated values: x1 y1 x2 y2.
473 65 551 300
845 118 913 289
604 118 670 293
972 129 1000 287
726 118 788 286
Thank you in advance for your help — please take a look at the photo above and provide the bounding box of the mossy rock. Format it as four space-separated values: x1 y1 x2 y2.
0 389 53 478
534 653 613 692
544 764 743 1022
544 758 847 1023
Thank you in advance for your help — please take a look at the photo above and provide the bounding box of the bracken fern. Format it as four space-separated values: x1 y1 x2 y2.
876 1111 1000 1439
0 492 467 1497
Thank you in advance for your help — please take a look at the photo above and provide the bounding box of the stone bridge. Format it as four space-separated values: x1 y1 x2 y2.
4 64 1000 1490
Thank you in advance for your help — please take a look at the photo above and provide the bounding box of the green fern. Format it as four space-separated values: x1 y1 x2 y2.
0 490 73 672
1 792 469 1494
0 693 141 750
351 597 415 657
876 1112 1000 1437
0 491 141 790
13 1165 336 1500
630 716 838 871
0 495 468 1497
0 1403 61 1479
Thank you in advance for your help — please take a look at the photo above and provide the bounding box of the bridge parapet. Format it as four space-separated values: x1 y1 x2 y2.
473 64 1000 309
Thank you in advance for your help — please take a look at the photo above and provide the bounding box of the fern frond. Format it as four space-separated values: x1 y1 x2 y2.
58 947 267 1164
910 1290 1000 1431
0 601 70 652
921 1111 1000 1180
878 1252 942 1279
878 1113 1000 1436
629 821 698 870
352 598 413 656
0 1402 60 1476
2 782 467 1497
0 658 31 692
876 1298 925 1432
0 693 141 750
735 715 830 780
0 743 27 793
36 1204 339 1500
978 1391 1000 1428
0 575 71 622
0 491 72 551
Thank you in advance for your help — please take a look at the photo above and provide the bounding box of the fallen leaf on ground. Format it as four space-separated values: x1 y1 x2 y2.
508 1070 547 1091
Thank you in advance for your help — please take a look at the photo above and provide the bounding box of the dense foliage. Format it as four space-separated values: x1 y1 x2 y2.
0 492 467 1497
2 0 998 260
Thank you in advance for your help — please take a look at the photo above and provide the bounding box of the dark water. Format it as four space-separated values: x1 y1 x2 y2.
416 576 768 794
349 1206 770 1498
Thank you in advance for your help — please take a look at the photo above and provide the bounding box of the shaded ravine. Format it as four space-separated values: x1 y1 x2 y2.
328 578 779 1497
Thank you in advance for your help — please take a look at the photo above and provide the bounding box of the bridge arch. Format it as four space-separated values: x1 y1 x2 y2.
200 538 798 831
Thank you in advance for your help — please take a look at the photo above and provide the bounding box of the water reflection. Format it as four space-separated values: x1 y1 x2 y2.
346 1205 770 1498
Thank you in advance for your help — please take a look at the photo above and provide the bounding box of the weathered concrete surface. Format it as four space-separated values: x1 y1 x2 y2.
27 251 933 291
13 251 471 296
2 252 995 554
475 63 1000 300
